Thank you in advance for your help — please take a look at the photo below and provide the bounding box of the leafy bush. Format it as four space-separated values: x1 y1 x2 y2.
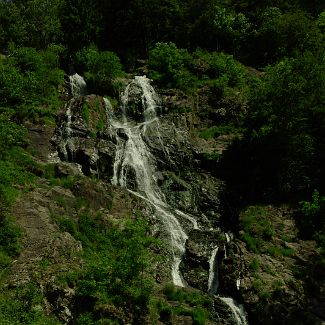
256 9 323 65
0 116 27 155
192 50 247 87
148 42 250 95
0 283 60 324
56 212 157 323
192 307 209 325
245 52 325 198
75 45 124 96
161 285 212 324
299 190 325 246
199 125 243 140
0 45 64 121
249 258 260 272
266 246 294 257
149 42 196 90
239 206 275 253
300 190 325 218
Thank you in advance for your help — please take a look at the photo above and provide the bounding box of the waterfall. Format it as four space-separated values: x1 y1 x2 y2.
60 73 87 161
107 76 195 287
69 73 87 97
207 238 248 325
208 246 219 294
52 73 249 324
220 297 248 325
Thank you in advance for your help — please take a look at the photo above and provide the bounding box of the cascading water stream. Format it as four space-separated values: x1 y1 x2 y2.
207 236 248 325
220 297 248 325
208 246 219 294
61 73 87 160
69 73 87 97
107 76 194 287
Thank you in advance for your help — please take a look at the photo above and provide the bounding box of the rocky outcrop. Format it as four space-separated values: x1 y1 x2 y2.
48 77 248 323
219 205 325 325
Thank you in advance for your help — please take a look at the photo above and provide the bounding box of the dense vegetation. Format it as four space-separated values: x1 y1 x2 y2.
0 0 324 323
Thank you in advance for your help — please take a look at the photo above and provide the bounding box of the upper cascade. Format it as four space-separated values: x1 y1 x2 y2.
119 76 161 123
69 73 87 97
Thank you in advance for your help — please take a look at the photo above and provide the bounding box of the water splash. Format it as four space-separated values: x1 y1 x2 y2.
69 73 87 97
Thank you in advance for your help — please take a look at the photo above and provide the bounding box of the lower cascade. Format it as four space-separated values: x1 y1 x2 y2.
53 74 248 324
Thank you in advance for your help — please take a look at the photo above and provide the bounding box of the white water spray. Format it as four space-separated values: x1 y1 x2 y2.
69 73 86 97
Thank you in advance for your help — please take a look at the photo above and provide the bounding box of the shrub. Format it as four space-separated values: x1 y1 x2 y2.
56 212 157 322
0 116 27 156
148 42 196 90
239 206 275 253
199 125 243 140
192 307 209 325
191 50 247 87
0 283 60 324
249 258 260 272
75 45 124 96
299 190 325 246
0 45 64 121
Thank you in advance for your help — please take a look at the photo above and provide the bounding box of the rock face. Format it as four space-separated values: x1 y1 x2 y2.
50 76 247 323
9 174 153 324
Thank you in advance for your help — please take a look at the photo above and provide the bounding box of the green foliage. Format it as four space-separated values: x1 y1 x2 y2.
244 52 325 197
0 214 21 271
152 286 212 325
163 285 211 307
0 115 37 272
0 283 61 324
239 206 275 253
149 43 249 95
299 190 325 247
81 103 90 124
0 150 36 207
199 125 243 140
266 246 295 258
0 0 64 49
256 9 323 65
61 0 101 51
149 42 195 90
317 11 325 33
0 45 64 121
0 115 27 155
249 258 260 272
192 49 247 87
300 190 325 217
56 212 157 322
75 45 124 96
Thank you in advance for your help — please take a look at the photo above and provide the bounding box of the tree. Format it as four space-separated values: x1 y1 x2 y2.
245 51 325 197
0 0 64 49
60 0 101 52
75 45 124 95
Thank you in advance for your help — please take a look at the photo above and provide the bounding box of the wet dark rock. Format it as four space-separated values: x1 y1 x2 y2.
181 229 224 292
44 284 75 323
